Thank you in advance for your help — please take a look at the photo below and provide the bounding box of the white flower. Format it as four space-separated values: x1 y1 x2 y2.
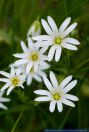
10 61 50 86
33 16 80 62
27 20 41 37
0 91 10 110
13 37 48 74
26 63 50 85
0 67 25 95
34 71 79 112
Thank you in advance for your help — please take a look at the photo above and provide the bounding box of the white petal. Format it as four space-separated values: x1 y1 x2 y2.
64 94 79 101
62 43 78 50
63 80 77 93
0 71 10 78
60 75 72 89
34 90 51 96
0 103 7 110
27 75 32 85
21 41 28 52
16 67 22 76
63 38 80 45
41 19 52 35
15 59 28 65
41 40 52 46
41 55 48 61
39 46 48 54
55 46 62 62
57 102 63 112
34 74 42 82
35 96 51 102
34 63 38 72
38 71 46 78
47 16 58 33
7 86 14 95
49 100 56 112
48 45 57 61
0 98 10 102
62 99 75 107
21 85 24 89
0 83 10 91
43 76 53 92
20 74 26 81
27 37 34 49
13 53 27 58
39 61 49 67
11 67 15 76
36 40 52 47
0 78 9 83
50 71 58 89
63 23 77 37
26 63 33 74
39 63 50 70
0 91 4 96
33 35 50 41
59 17 71 34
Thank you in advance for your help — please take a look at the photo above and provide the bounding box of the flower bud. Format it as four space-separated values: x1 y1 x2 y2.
27 20 41 37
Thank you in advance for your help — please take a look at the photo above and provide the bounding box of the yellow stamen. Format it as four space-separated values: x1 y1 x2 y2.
53 93 61 100
31 53 39 61
11 77 20 86
55 37 61 45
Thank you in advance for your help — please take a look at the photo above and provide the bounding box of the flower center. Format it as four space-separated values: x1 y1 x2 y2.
55 37 61 45
53 93 61 100
11 77 20 86
31 53 39 61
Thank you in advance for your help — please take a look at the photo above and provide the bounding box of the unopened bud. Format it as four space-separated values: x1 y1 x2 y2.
27 20 41 37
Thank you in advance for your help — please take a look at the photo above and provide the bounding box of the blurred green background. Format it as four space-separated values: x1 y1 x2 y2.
0 0 89 132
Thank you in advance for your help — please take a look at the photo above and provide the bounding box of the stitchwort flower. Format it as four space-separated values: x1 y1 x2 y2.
0 91 10 110
33 16 80 62
12 63 50 86
34 71 79 112
13 37 49 74
0 67 25 95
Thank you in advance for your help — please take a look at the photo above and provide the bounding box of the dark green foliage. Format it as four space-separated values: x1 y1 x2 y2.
0 0 89 131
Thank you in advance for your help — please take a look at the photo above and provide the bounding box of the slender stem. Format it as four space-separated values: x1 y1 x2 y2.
38 106 57 127
61 0 89 19
59 108 71 128
76 58 89 70
11 108 25 132
77 69 89 128
78 96 82 128
63 0 67 15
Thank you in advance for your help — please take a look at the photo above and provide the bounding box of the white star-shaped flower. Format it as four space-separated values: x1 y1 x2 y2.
33 16 80 62
9 61 50 86
13 37 48 74
34 71 79 112
0 67 25 95
0 91 10 110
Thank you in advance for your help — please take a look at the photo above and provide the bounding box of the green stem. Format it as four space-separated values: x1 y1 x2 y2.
61 0 89 19
11 108 25 132
59 108 71 128
76 58 89 70
63 0 67 15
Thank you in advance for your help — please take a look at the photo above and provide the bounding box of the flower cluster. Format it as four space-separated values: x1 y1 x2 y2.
0 16 80 112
